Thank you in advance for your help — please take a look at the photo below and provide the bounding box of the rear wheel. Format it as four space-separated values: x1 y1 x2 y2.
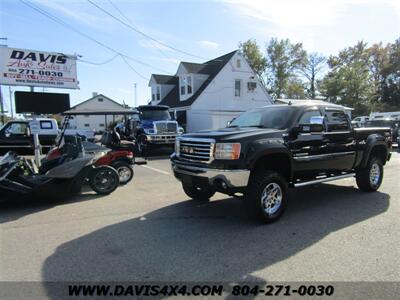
89 166 120 195
356 157 383 192
112 161 134 185
182 183 216 201
245 171 288 223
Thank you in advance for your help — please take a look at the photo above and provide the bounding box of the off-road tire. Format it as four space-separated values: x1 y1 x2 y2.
245 171 288 223
356 157 383 192
182 183 216 201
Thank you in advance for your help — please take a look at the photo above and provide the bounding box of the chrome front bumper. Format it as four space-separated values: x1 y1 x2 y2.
146 134 177 144
171 160 250 188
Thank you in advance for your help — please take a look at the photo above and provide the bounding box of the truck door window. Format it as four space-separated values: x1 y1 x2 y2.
325 110 350 132
6 123 28 135
298 110 322 124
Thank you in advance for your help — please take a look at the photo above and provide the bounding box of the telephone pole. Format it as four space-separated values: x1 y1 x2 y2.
9 86 13 119
0 85 5 124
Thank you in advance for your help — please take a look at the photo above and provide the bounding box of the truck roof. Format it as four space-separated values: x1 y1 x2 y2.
275 99 353 111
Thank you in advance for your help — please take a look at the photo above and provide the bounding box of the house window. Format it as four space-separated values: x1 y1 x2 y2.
84 123 90 127
180 77 186 95
99 123 105 127
84 115 90 118
235 80 241 97
187 76 192 94
236 59 241 68
156 85 161 101
98 98 103 102
247 81 257 91
152 94 155 101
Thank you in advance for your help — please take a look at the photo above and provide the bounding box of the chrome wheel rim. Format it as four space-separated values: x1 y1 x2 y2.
369 163 381 187
261 182 282 215
118 166 132 183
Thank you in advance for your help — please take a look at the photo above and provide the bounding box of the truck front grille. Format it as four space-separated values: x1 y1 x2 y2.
179 138 214 163
155 122 177 134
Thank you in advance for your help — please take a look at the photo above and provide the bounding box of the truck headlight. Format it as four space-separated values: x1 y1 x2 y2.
144 128 155 134
175 138 180 157
214 143 241 160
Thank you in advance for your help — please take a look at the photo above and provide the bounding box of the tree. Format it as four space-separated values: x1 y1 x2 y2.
319 41 374 115
379 39 400 109
238 39 267 86
286 77 307 99
265 38 307 99
300 53 326 98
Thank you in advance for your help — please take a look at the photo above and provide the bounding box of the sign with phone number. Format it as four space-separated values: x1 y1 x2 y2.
0 47 79 89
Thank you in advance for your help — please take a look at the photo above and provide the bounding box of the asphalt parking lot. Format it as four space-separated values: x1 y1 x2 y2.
1 152 399 285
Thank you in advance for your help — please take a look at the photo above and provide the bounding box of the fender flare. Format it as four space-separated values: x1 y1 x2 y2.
359 134 388 168
246 144 294 180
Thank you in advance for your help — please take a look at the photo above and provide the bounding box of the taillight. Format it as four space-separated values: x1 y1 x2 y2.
127 152 134 158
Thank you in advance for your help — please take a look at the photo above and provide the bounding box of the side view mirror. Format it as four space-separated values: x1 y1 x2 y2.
298 116 325 133
227 117 236 127
5 132 11 138
298 124 324 133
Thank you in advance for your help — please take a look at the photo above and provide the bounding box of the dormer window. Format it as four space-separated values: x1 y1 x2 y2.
180 75 193 99
187 76 192 94
180 78 186 95
152 85 161 101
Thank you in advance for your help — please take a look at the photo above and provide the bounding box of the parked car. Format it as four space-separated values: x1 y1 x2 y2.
0 118 94 155
171 102 392 223
351 115 369 127
364 118 399 145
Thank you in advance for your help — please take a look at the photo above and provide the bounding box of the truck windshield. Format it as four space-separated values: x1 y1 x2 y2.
140 109 171 121
228 106 297 129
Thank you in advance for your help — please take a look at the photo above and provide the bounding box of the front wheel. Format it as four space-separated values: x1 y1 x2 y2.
112 161 134 185
89 166 120 195
182 183 216 201
245 171 288 223
356 157 383 192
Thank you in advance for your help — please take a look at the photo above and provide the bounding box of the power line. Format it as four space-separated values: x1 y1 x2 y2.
106 0 175 63
120 56 149 81
87 0 208 60
78 54 119 65
19 0 171 77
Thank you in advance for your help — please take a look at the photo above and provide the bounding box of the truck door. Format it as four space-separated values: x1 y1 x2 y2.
323 109 356 171
288 108 331 177
0 122 32 153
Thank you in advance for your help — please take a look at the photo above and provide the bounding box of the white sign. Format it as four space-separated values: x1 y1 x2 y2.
0 47 79 89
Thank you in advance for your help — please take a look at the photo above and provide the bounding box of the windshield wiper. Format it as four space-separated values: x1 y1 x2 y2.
227 125 239 128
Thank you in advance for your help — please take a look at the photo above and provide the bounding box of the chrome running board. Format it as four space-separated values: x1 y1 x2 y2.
293 173 355 188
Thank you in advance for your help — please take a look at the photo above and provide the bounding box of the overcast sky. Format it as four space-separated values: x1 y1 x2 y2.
0 0 399 111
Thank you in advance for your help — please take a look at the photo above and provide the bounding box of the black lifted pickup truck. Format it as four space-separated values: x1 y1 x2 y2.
171 102 392 223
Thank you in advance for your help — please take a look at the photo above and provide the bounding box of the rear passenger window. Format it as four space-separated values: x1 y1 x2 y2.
325 110 349 131
40 121 53 129
298 110 322 124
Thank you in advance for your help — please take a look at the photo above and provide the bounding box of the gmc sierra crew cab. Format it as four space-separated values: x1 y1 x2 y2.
171 102 392 223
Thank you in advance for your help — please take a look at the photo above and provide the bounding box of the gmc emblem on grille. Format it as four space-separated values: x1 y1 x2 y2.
182 146 194 154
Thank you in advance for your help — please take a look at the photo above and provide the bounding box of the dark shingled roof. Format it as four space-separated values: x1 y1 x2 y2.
152 74 178 85
181 62 205 73
158 50 238 108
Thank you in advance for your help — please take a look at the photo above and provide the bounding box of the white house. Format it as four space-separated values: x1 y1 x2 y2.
67 93 126 132
149 50 273 132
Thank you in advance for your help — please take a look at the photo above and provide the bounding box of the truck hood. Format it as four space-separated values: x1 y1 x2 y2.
181 127 284 141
